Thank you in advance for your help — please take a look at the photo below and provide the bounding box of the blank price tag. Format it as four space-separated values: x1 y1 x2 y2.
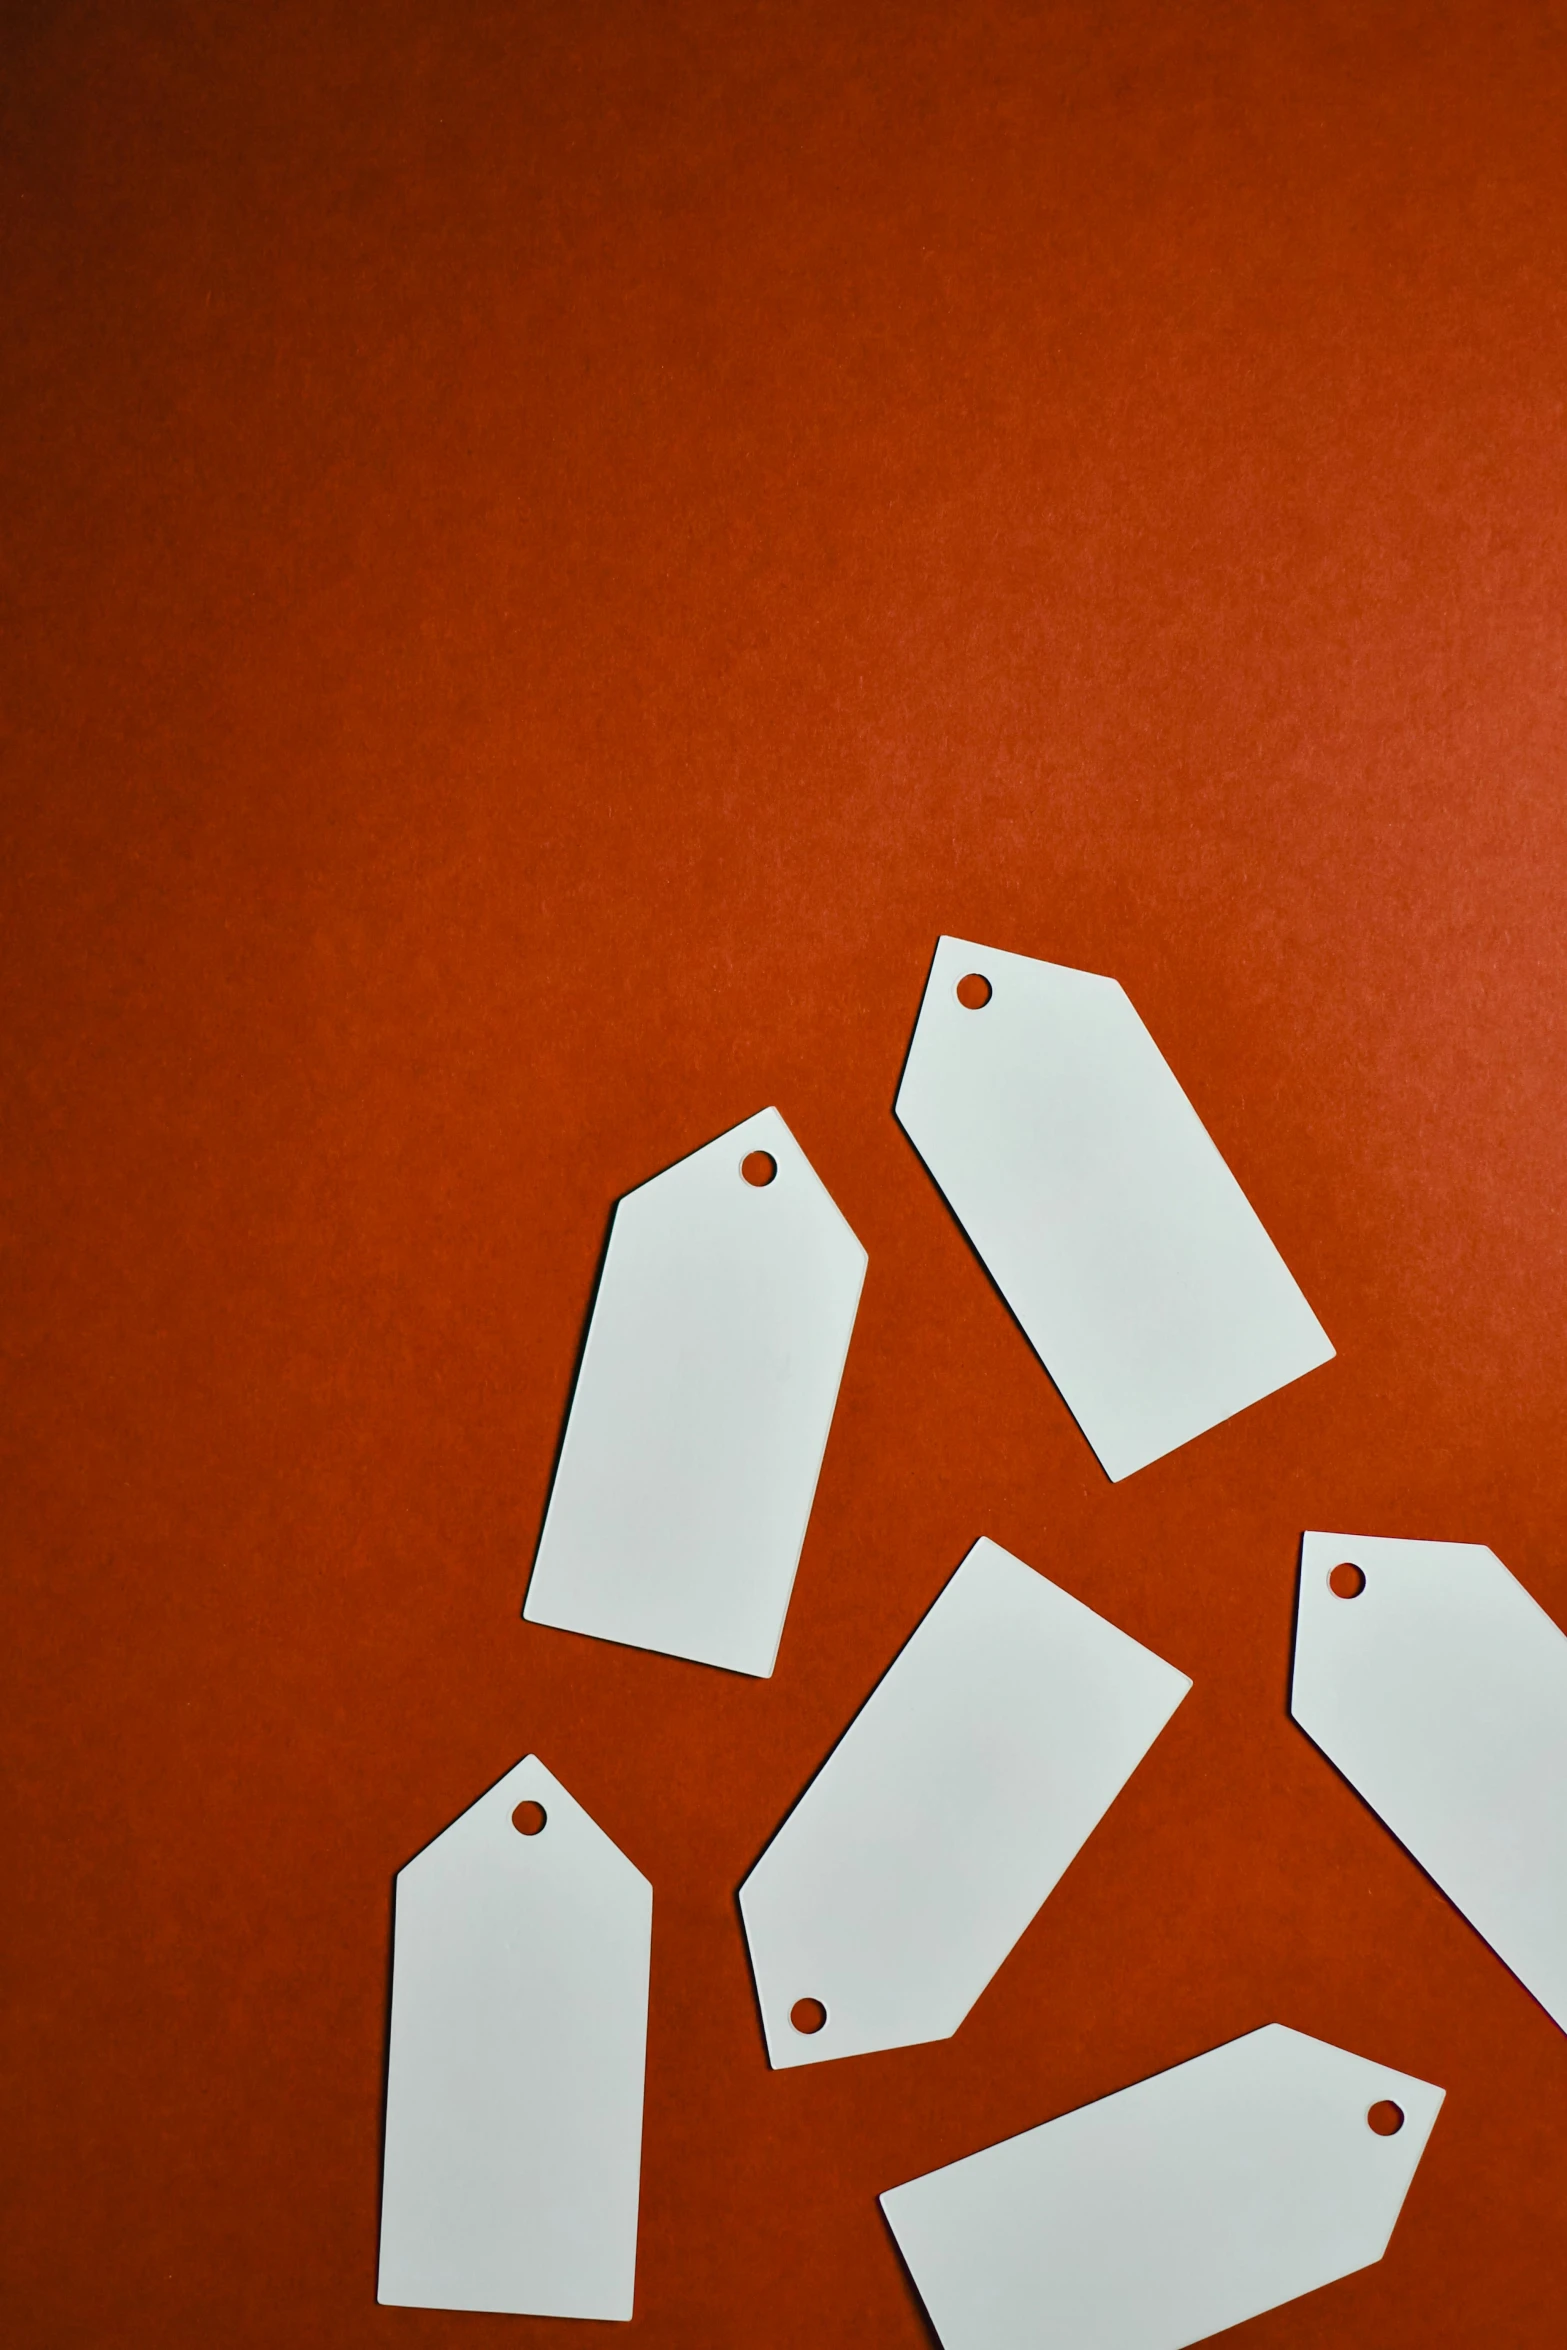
739 1537 1190 2067
895 936 1333 1480
881 2025 1444 2350
378 1756 652 2320
525 1106 866 1677
1293 1529 1567 2034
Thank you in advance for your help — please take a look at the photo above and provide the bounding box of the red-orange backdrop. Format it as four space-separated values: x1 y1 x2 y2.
5 4 1567 2344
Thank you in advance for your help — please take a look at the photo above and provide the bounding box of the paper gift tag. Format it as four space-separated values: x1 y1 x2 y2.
1292 1529 1567 2034
881 2024 1443 2350
524 1106 866 1677
378 1755 652 2320
894 936 1333 1481
738 1536 1190 2067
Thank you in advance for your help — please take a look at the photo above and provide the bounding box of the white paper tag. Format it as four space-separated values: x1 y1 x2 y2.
738 1537 1190 2067
895 937 1333 1480
881 2024 1443 2350
378 1755 652 2320
1292 1529 1567 2034
524 1106 867 1677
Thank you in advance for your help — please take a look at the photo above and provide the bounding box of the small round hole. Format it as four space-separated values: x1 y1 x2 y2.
1367 2100 1404 2136
741 1151 777 1187
789 1997 827 2035
511 1800 547 1836
1329 1562 1366 1599
955 972 992 1010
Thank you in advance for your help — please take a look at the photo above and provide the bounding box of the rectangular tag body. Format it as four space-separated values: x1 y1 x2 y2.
379 1756 651 2319
896 937 1332 1479
881 2024 1443 2350
1293 1529 1567 2032
740 1537 1190 2065
525 1106 866 1676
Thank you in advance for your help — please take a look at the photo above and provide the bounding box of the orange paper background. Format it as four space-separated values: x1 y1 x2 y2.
5 4 1567 2344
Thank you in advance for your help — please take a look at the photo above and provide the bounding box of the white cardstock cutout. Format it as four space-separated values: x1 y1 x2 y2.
524 1106 867 1678
378 1755 651 2321
894 936 1334 1481
738 1537 1190 2067
881 2024 1443 2350
1292 1529 1567 2034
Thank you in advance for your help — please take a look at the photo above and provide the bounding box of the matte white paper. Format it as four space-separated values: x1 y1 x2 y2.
1292 1529 1567 2033
895 936 1333 1480
738 1536 1190 2067
525 1106 867 1677
378 1755 651 2320
881 2024 1443 2350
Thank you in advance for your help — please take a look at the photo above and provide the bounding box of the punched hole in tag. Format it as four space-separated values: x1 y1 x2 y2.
955 972 992 1010
1329 1562 1366 1599
1367 2099 1404 2136
741 1150 778 1187
789 1998 827 2036
511 1800 548 1836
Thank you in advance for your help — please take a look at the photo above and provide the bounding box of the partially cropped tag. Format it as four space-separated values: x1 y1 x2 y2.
738 1537 1189 2066
378 1756 651 2321
1292 1530 1567 2034
525 1106 866 1677
895 937 1333 1480
881 2024 1443 2350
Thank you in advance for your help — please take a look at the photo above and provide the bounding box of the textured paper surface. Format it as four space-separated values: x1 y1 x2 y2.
8 10 1565 2345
